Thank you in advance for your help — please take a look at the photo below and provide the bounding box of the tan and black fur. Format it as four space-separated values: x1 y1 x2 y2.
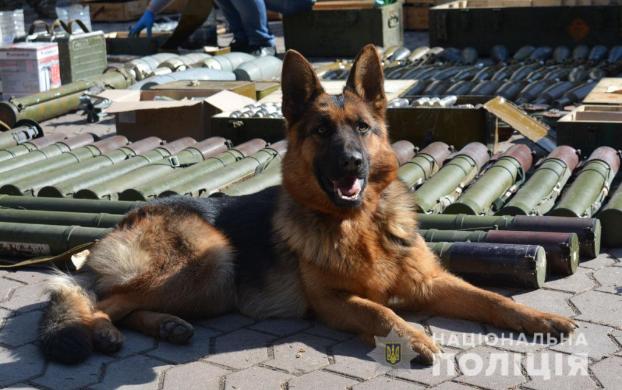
40 45 576 365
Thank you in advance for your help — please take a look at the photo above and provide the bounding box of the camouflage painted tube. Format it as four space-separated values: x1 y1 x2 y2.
421 229 579 276
0 209 122 228
0 133 94 174
0 195 142 214
214 159 282 197
599 183 622 247
0 133 66 163
414 143 490 214
0 222 110 258
417 214 600 258
71 138 198 200
430 242 547 289
161 141 287 198
4 137 162 196
550 147 620 218
499 146 580 216
0 136 128 192
397 142 452 191
119 139 266 201
0 120 43 150
391 140 416 166
445 144 534 216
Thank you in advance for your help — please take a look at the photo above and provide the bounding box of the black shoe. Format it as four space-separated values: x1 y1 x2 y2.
229 39 250 52
248 45 276 57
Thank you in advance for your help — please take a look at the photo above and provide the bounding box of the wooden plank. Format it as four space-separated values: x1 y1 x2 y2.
583 78 622 105
313 0 375 10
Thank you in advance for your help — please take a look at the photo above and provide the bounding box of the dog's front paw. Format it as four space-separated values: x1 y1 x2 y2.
408 331 441 365
506 307 577 339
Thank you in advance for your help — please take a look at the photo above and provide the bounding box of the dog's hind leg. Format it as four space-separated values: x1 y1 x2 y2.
120 310 194 344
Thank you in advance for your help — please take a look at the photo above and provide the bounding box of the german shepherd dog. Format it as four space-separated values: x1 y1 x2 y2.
40 45 576 365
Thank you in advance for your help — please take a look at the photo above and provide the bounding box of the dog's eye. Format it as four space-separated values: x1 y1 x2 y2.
356 121 370 134
315 127 328 135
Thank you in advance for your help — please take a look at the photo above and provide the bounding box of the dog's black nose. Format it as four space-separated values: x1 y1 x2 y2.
340 150 363 171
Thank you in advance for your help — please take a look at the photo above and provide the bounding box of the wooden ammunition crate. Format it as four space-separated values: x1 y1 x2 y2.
557 104 622 155
283 2 403 57
430 0 622 53
83 0 149 22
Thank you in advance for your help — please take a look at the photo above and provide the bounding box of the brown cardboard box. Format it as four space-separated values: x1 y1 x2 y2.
149 81 257 101
101 89 255 142
83 0 149 22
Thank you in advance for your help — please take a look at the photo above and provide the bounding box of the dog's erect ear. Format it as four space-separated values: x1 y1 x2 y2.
281 50 324 125
345 44 386 116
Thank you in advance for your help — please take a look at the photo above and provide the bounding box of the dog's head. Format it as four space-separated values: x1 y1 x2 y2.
280 44 398 216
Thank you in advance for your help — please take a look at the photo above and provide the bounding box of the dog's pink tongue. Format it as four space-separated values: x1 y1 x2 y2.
335 177 361 197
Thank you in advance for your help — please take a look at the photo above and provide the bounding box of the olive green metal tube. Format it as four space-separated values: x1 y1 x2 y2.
417 214 600 258
0 136 129 193
162 141 287 198
430 242 547 289
414 142 490 214
0 133 66 163
398 142 452 190
0 222 110 257
119 139 266 201
499 146 580 216
391 141 416 166
445 144 534 216
0 209 122 228
215 159 282 197
0 195 142 214
599 183 622 247
0 133 95 174
550 146 621 218
0 120 43 149
421 229 579 276
41 138 195 198
5 137 162 196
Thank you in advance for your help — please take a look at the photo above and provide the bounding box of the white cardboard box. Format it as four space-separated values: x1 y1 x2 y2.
0 42 60 98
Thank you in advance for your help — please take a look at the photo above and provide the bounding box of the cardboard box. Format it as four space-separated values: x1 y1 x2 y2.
0 42 60 98
149 80 258 101
102 89 255 142
84 0 149 22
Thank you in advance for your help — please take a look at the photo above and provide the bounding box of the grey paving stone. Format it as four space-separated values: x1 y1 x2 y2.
454 346 525 390
0 344 46 387
550 321 619 361
148 326 217 364
0 277 23 303
1 283 49 312
543 268 596 293
572 291 622 328
224 366 291 390
593 267 622 294
481 326 550 353
0 310 42 347
430 382 478 390
0 307 11 331
115 329 156 358
591 355 622 389
3 384 40 390
428 317 486 349
512 289 575 317
390 348 460 386
2 270 51 285
91 355 171 390
199 313 254 332
580 254 617 270
327 338 389 380
304 323 353 341
522 351 596 390
162 361 230 390
353 375 424 390
249 318 310 336
32 354 112 390
287 370 359 390
205 328 275 369
263 333 333 374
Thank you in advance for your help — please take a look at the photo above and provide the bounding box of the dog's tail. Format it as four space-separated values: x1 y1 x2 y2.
39 273 97 364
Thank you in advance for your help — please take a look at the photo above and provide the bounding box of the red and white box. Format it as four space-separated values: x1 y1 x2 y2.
0 42 60 98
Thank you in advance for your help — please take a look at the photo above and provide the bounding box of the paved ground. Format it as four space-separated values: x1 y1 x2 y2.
1 251 621 390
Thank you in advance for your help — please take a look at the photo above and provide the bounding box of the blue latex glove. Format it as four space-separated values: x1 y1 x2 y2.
129 10 154 38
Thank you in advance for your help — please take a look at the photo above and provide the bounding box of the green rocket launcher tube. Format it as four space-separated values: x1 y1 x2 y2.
0 120 43 149
0 133 66 163
118 139 266 201
215 159 282 197
599 183 622 247
0 195 142 214
416 214 601 258
429 241 547 289
414 142 490 214
0 209 123 228
2 137 162 196
550 146 620 218
421 229 579 276
0 136 129 191
391 140 416 166
445 144 534 215
398 142 452 190
499 145 580 216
